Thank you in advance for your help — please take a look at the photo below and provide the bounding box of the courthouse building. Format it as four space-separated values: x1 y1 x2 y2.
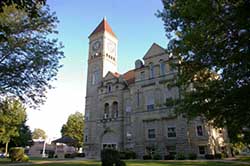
84 18 230 159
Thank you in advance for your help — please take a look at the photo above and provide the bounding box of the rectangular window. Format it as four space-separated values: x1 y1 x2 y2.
85 135 88 142
198 146 206 155
107 84 112 93
167 127 176 138
149 63 154 79
148 129 156 139
160 61 166 75
140 71 145 80
136 90 140 107
147 104 154 111
196 125 203 136
146 95 154 111
104 113 108 119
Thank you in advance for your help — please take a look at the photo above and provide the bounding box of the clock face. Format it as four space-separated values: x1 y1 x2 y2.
92 40 101 51
107 41 115 53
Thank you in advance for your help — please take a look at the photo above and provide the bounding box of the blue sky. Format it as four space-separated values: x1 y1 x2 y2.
27 0 168 138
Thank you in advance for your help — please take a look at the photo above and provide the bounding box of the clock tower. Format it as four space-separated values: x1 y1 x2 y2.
84 18 118 158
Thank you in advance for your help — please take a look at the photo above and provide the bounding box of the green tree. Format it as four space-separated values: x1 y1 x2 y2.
9 121 33 148
0 2 63 107
0 99 26 155
61 112 84 150
32 128 46 140
158 0 250 143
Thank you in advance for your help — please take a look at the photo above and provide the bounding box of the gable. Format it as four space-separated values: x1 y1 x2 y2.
143 43 165 60
103 71 120 81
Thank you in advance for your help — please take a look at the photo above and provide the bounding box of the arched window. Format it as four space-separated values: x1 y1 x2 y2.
112 101 118 118
149 63 154 79
159 60 166 75
104 103 109 119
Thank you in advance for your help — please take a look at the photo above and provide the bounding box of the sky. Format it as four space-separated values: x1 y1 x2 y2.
26 0 168 139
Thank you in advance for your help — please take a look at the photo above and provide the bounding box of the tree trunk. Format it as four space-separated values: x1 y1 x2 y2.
5 142 9 156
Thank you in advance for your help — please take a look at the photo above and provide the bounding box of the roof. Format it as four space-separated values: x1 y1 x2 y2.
123 70 135 85
111 72 120 78
143 43 165 59
52 136 76 144
89 17 117 38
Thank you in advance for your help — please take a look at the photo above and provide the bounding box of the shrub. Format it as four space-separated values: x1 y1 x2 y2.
101 149 120 166
188 153 197 160
9 147 24 162
164 154 175 160
64 153 76 158
215 153 222 159
205 154 215 159
143 155 152 160
120 151 136 159
48 151 55 158
221 152 228 158
116 160 126 166
22 154 29 162
175 152 186 160
153 154 162 160
126 151 136 159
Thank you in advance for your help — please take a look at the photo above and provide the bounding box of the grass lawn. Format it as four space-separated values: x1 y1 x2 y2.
236 156 250 162
1 158 250 166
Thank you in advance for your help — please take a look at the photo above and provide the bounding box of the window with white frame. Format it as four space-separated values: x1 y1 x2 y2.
196 125 204 136
167 126 176 138
148 129 156 139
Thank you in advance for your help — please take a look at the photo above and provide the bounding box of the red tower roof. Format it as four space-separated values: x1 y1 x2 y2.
89 18 116 38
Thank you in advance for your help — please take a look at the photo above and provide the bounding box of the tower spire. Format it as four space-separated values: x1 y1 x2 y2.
89 18 116 38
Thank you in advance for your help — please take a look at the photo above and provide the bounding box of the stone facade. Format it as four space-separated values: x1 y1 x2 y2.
84 18 230 159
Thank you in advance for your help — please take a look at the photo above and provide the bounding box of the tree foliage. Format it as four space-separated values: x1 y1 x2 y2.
0 1 63 107
32 128 46 140
9 121 33 148
0 98 26 154
158 0 250 143
61 112 84 149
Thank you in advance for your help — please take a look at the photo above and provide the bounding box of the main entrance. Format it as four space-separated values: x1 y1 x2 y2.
102 143 117 150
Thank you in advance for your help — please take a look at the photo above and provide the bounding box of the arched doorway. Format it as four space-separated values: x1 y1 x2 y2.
101 129 119 150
